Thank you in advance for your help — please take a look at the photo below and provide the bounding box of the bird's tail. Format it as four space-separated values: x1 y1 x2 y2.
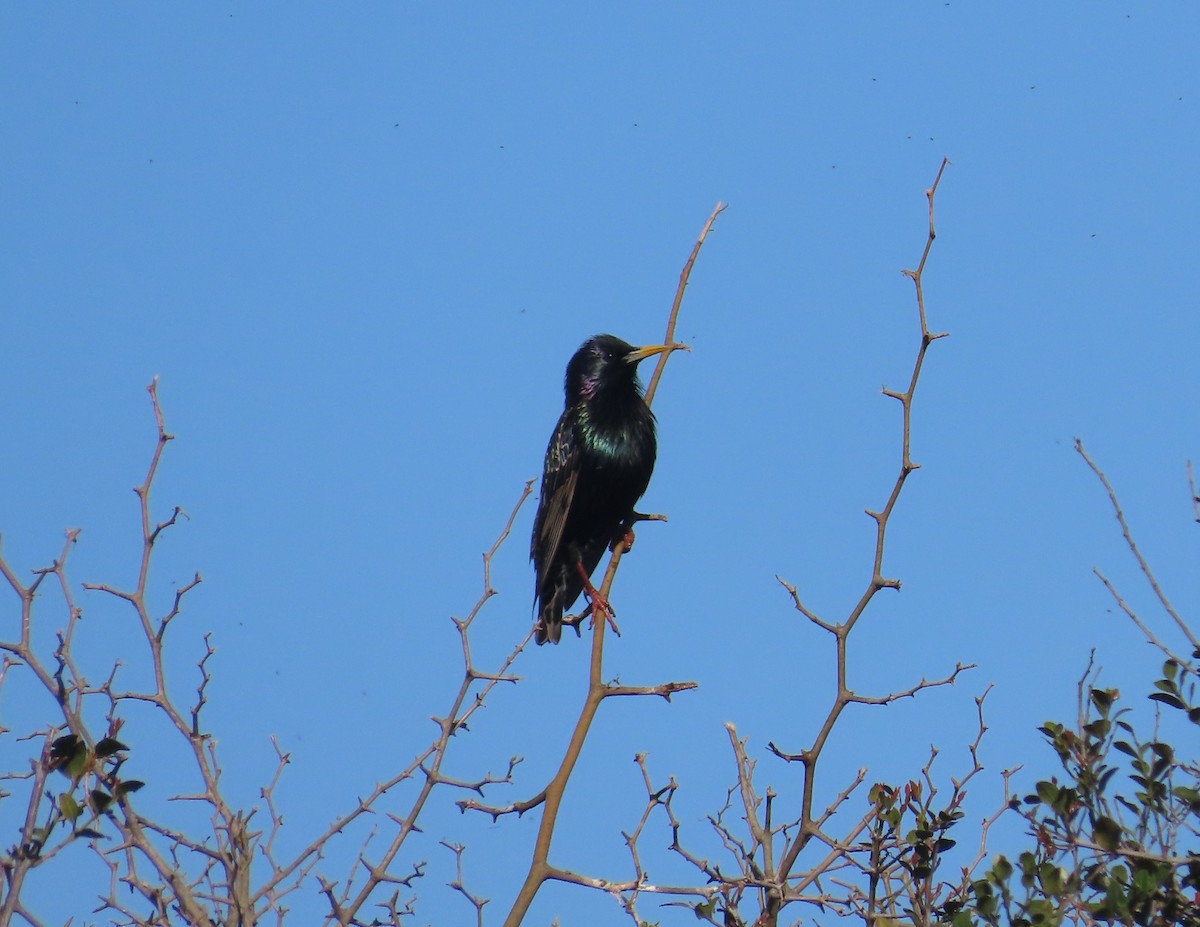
535 611 562 645
534 577 572 645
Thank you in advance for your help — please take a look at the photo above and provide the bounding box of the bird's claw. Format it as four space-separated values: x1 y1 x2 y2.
563 602 620 637
601 608 622 637
561 612 586 638
570 562 623 638
582 600 621 637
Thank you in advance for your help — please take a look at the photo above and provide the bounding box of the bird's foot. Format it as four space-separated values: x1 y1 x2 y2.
583 590 622 637
560 612 586 638
588 600 621 637
563 603 621 637
574 561 621 637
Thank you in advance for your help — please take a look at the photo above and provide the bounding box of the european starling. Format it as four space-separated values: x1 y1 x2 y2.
531 334 670 645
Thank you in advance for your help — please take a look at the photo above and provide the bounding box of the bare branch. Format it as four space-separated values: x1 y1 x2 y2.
1075 438 1198 652
1094 569 1192 668
318 479 536 925
602 680 699 700
441 841 488 927
752 161 955 927
848 661 976 706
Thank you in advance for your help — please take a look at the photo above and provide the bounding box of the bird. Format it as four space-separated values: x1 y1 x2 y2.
531 334 670 645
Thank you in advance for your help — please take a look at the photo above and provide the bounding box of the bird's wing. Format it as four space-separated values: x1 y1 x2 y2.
533 410 580 585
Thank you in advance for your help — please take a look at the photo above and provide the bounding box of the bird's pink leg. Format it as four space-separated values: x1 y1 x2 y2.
575 561 621 636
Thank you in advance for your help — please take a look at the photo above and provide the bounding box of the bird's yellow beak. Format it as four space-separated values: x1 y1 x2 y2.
624 343 689 363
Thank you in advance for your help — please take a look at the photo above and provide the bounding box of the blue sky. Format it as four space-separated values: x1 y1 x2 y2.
3 5 1197 924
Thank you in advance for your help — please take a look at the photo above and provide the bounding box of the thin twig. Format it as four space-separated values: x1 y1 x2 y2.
1076 439 1198 652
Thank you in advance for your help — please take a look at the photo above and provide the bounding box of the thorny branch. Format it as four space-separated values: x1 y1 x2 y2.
726 157 958 927
440 841 488 927
0 378 541 926
318 480 535 927
574 160 997 927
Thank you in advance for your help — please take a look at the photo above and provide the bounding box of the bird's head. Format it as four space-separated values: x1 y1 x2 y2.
564 334 674 405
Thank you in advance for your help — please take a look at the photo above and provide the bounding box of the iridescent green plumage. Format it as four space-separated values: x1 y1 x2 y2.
531 334 668 645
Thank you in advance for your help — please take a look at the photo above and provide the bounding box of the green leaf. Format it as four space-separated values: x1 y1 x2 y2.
1132 866 1157 893
89 790 112 813
94 737 129 758
115 780 145 797
75 828 105 840
1053 785 1079 815
1036 780 1059 804
1090 688 1115 713
49 734 88 778
1039 863 1065 895
66 747 89 779
975 889 998 918
50 733 80 761
1149 692 1185 710
1106 876 1129 915
59 793 82 821
1083 718 1111 739
1093 816 1122 852
1115 795 1140 815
